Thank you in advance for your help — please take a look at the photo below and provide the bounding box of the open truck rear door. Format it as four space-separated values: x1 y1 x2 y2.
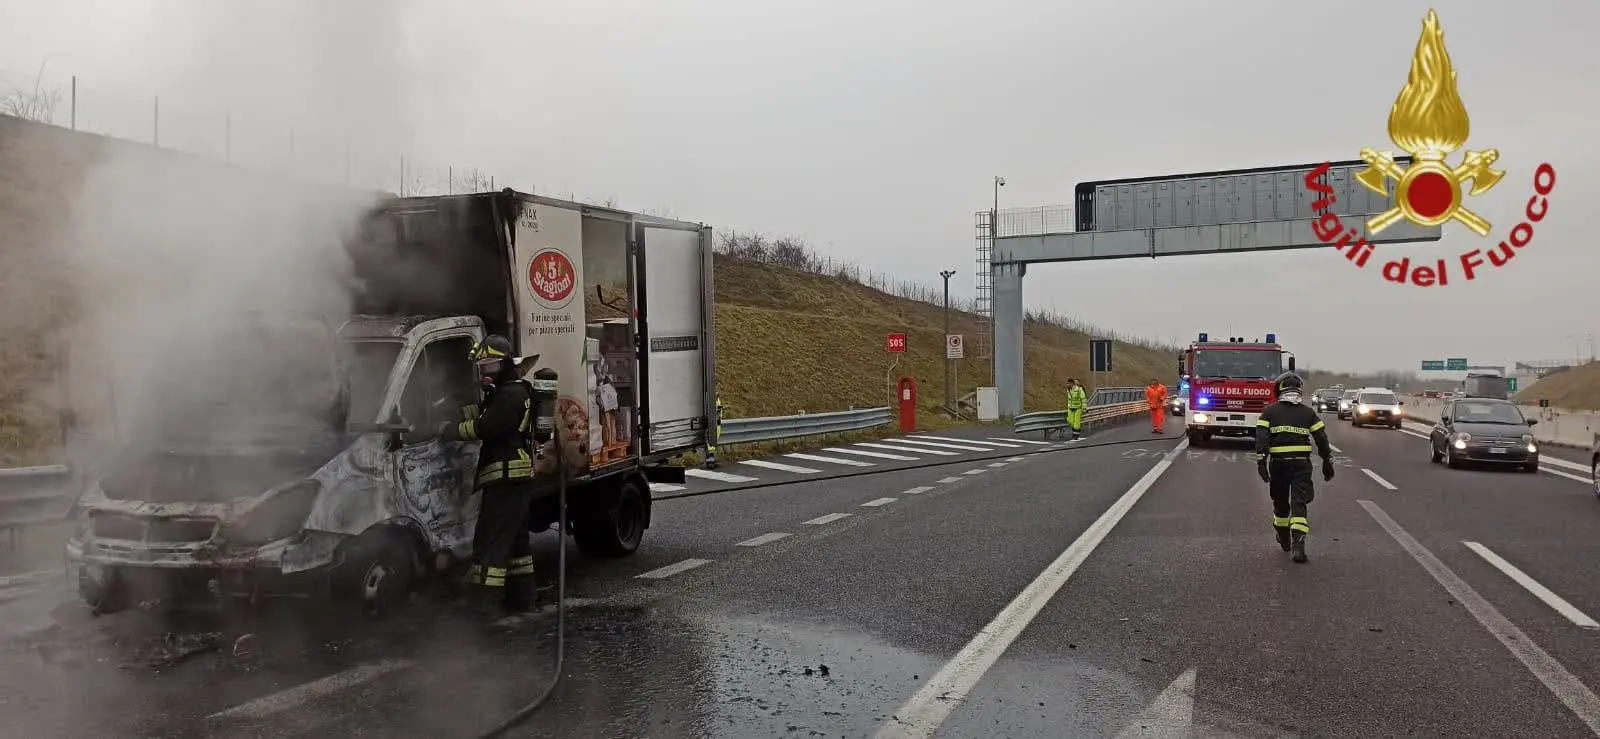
632 220 716 456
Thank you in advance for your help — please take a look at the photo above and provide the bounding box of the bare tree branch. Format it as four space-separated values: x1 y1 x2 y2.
1 63 62 124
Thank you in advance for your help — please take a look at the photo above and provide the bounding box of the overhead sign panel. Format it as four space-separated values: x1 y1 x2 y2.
1421 360 1445 371
1074 157 1419 232
1446 357 1468 370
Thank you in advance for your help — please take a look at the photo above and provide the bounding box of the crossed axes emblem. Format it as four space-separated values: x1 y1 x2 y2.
1354 148 1505 236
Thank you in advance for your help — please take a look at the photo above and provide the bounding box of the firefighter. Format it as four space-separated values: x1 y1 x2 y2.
1254 371 1334 564
706 395 725 468
1145 379 1167 434
440 334 538 612
1065 379 1087 440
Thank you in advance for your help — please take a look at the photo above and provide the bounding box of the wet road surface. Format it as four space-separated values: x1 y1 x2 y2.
5 414 1600 737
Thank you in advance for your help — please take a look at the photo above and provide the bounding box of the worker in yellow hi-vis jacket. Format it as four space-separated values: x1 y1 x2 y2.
1066 379 1087 440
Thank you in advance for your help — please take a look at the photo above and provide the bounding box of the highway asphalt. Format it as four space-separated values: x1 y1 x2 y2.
6 410 1600 737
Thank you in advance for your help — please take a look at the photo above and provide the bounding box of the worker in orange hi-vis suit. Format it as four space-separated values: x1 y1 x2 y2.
1145 379 1168 434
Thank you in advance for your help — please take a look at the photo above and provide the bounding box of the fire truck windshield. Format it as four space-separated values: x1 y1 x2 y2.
1192 349 1282 380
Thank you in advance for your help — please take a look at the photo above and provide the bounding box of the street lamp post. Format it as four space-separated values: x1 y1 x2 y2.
941 269 957 410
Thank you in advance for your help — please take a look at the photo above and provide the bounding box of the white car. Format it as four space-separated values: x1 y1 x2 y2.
1350 388 1404 429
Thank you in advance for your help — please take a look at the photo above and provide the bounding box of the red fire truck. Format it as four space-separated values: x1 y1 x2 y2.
1178 333 1296 447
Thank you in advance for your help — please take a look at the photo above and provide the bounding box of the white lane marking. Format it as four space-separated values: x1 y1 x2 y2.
1464 541 1600 629
803 513 852 525
1361 468 1398 490
963 469 986 475
209 660 413 720
1113 667 1196 739
739 459 822 474
861 497 897 507
892 438 994 452
635 558 713 579
937 476 963 484
1360 500 1600 735
648 483 686 493
902 486 934 495
915 435 1023 448
686 468 759 483
1327 443 1343 453
1006 456 1026 462
857 442 955 456
875 439 1190 739
824 447 917 461
735 532 792 547
1546 467 1593 485
988 462 1008 468
786 452 875 467
997 437 1050 445
1540 456 1591 474
1399 428 1430 441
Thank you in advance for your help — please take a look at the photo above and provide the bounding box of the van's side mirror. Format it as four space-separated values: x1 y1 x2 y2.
1287 356 1296 371
1527 418 1538 427
1439 415 1450 424
1399 401 1405 406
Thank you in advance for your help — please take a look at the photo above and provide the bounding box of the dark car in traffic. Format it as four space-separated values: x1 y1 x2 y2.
1429 397 1540 472
1313 389 1343 413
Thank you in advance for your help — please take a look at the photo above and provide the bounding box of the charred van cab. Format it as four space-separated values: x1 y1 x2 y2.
67 191 716 615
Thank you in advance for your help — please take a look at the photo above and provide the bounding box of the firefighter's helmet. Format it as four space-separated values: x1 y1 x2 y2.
1274 371 1304 396
471 335 516 378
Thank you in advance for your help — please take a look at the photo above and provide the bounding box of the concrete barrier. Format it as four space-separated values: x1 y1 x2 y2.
1403 398 1599 451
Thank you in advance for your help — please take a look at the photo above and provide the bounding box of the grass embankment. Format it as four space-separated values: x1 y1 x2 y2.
1515 362 1600 410
711 254 1177 426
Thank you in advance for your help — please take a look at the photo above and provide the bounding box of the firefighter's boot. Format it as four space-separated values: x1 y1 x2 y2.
1275 527 1292 552
1290 531 1308 563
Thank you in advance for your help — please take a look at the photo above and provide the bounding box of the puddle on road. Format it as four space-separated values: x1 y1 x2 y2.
689 613 945 738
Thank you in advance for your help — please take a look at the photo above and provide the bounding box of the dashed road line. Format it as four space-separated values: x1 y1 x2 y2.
804 513 853 525
1463 541 1600 629
735 532 793 547
857 442 956 456
937 476 963 483
209 660 414 720
739 459 822 474
649 483 685 493
1361 499 1600 735
686 468 759 483
1328 443 1343 453
861 497 897 507
997 437 1049 445
915 435 1023 448
902 486 934 495
893 438 997 452
987 462 1008 468
962 469 986 476
636 558 713 579
824 447 918 461
1362 468 1398 490
786 452 875 467
1005 456 1026 462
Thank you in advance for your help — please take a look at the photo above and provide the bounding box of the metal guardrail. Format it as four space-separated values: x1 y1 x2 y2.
1013 400 1150 437
1088 387 1145 406
718 407 893 446
0 464 75 531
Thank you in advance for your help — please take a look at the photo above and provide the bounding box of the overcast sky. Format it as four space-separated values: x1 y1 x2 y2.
2 0 1595 374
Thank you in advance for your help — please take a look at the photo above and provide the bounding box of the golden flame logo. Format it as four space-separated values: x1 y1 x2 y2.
1355 9 1505 236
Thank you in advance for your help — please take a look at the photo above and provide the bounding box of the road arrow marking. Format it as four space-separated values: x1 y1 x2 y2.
1114 667 1196 738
